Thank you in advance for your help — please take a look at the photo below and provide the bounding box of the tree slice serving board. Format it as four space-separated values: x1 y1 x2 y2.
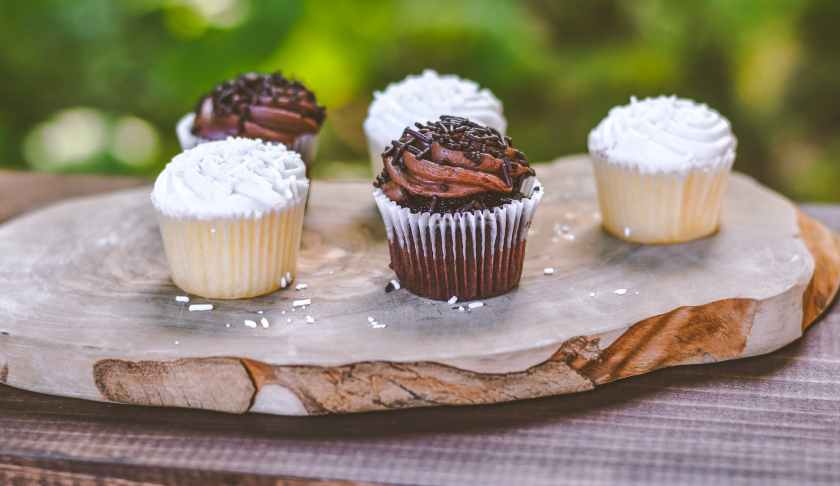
0 156 838 416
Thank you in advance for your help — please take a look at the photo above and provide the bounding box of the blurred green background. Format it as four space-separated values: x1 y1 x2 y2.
1 0 838 201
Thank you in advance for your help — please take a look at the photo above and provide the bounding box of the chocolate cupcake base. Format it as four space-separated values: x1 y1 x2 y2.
374 179 543 301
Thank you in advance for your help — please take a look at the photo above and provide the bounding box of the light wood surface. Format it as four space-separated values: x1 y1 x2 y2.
1 167 839 485
0 156 837 417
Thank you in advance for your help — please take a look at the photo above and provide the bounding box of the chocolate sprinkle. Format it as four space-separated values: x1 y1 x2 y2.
374 116 535 214
203 72 326 126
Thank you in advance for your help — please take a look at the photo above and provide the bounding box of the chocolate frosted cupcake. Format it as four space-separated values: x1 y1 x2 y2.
373 116 543 301
176 72 326 167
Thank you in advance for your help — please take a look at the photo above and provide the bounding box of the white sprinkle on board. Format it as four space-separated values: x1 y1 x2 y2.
280 277 288 289
293 299 311 307
543 267 555 275
305 315 316 324
468 302 484 310
295 283 308 291
614 288 628 295
447 296 458 305
260 317 270 328
175 296 190 303
188 304 213 312
244 320 257 328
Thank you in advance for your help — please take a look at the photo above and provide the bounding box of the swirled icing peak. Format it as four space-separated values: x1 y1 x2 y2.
152 138 308 219
192 72 326 145
588 96 737 173
364 70 506 150
374 116 534 213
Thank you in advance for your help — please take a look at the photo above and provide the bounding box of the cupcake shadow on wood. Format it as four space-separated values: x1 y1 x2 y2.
588 95 737 244
372 116 543 301
151 138 309 299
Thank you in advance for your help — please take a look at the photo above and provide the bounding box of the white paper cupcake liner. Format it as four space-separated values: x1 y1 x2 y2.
591 157 733 244
176 113 319 165
156 201 307 299
373 178 543 300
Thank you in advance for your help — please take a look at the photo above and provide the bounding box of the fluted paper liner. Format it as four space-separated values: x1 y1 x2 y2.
176 113 319 166
373 179 543 301
156 202 307 299
592 157 732 244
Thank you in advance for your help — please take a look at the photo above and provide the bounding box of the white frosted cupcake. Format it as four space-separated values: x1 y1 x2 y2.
588 96 737 244
363 69 506 175
151 138 309 299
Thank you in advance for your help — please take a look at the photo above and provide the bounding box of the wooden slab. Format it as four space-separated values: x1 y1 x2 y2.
0 156 837 416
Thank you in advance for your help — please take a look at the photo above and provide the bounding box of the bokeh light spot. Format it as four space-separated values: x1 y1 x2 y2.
111 116 160 167
23 108 108 170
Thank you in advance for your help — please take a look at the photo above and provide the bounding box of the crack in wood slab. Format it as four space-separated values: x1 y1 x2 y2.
575 298 757 385
799 211 840 329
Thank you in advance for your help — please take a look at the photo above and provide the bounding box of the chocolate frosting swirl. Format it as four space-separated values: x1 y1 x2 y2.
374 116 535 213
192 72 326 145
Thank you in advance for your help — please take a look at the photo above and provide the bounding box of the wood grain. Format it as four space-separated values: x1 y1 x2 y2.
0 161 838 483
0 169 146 224
0 156 837 418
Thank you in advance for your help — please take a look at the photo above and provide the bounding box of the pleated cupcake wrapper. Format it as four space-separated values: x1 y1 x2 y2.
156 201 307 299
176 113 319 167
373 179 543 301
591 157 733 244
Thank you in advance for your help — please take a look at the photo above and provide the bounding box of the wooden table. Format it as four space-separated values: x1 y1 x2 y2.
1 170 838 486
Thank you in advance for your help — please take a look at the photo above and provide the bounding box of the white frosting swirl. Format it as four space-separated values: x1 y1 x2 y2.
151 138 308 219
588 96 737 173
364 70 506 157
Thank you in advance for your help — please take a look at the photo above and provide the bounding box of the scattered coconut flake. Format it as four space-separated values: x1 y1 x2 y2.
457 306 466 312
188 304 213 312
295 283 308 291
468 302 484 310
293 298 311 307
175 296 190 303
368 316 376 323
260 317 270 328
543 267 555 275
305 315 316 324
244 319 257 328
256 310 264 315
447 296 458 305
613 289 628 295
385 279 401 292
280 277 288 289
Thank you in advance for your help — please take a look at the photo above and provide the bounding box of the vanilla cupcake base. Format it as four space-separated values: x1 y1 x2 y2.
592 158 731 244
156 204 306 299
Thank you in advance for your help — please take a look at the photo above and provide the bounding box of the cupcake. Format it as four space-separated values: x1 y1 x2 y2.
373 116 542 301
588 96 737 244
176 72 326 170
364 70 506 176
151 138 309 299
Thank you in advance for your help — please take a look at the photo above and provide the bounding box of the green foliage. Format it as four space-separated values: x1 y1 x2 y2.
0 0 838 200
